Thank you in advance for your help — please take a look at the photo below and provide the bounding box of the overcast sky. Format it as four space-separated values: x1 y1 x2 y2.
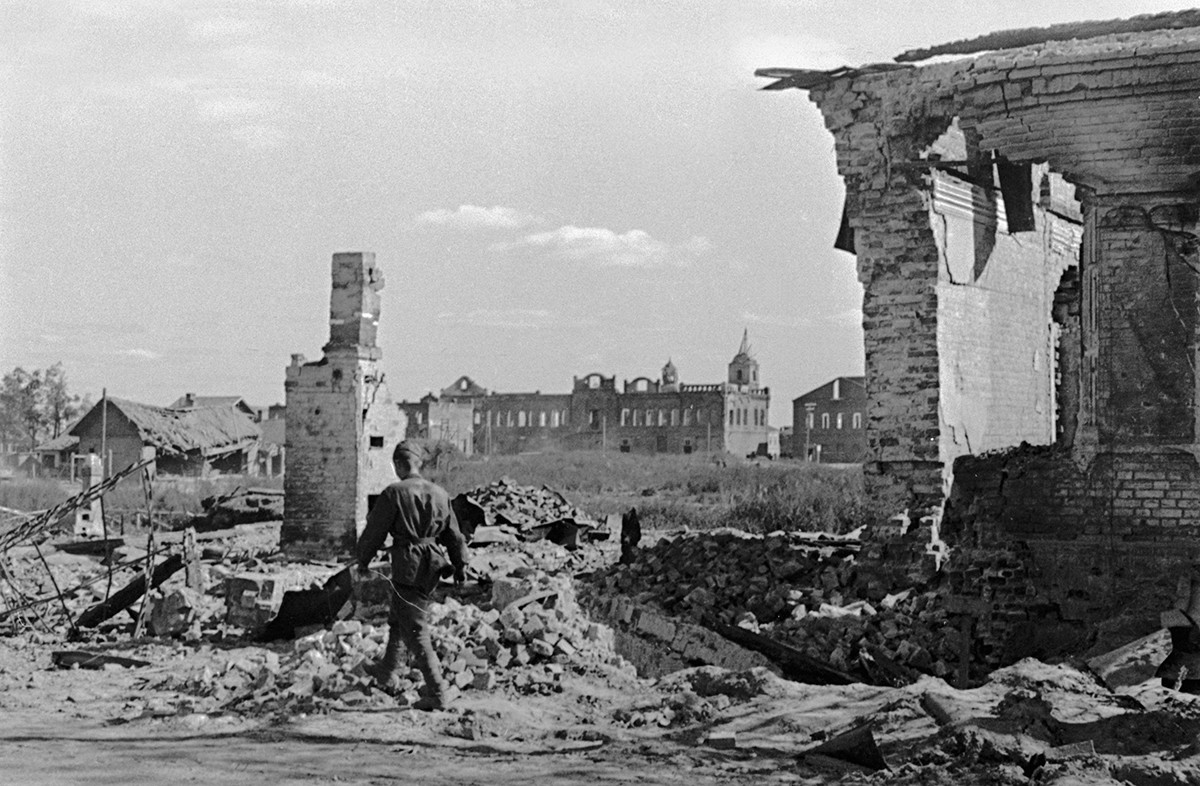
1 0 1189 425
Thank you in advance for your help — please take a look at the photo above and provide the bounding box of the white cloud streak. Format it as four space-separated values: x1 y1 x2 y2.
496 225 714 268
116 348 160 360
415 205 541 230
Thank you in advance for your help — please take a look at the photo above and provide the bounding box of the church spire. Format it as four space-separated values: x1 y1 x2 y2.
728 328 760 388
737 328 752 358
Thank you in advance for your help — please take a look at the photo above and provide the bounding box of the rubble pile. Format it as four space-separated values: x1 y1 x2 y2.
453 479 603 545
586 529 956 679
169 571 626 715
192 488 284 532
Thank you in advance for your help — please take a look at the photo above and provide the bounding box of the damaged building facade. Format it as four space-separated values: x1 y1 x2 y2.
761 13 1200 661
403 331 773 457
282 252 406 559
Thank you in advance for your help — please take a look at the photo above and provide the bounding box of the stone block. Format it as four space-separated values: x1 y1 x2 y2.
635 611 677 642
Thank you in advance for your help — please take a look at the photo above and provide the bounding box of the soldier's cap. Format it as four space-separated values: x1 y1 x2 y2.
393 440 425 463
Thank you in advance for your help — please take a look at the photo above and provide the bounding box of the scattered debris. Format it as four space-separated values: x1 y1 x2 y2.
51 650 151 670
452 479 606 547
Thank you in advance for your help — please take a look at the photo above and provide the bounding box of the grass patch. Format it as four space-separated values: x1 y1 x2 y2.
427 451 889 534
0 474 282 518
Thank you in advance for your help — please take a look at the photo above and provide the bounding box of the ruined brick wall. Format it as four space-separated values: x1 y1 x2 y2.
806 26 1200 510
283 253 406 559
283 354 363 557
477 393 573 454
793 26 1200 665
1090 197 1197 446
946 446 1200 660
808 63 963 511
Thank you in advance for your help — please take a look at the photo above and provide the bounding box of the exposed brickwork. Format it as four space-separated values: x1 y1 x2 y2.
282 253 406 560
774 23 1200 666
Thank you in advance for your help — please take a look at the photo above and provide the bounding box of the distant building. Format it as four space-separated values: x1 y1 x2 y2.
792 377 866 463
399 393 476 456
70 397 261 479
168 394 259 421
407 331 772 457
256 417 286 477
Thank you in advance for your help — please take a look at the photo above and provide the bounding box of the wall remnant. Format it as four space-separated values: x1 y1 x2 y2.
760 13 1200 661
281 252 405 560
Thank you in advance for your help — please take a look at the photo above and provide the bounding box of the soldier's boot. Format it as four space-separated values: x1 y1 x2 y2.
365 634 403 686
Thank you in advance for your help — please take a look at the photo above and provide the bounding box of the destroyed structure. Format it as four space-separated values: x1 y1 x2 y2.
66 397 261 480
282 252 406 559
401 330 774 457
759 11 1200 658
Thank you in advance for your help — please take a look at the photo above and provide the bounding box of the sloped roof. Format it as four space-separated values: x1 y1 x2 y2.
167 394 254 412
895 9 1200 63
793 376 867 404
72 398 260 455
440 375 488 399
35 432 79 452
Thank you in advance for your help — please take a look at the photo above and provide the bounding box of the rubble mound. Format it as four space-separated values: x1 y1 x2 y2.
657 665 786 701
452 478 602 544
585 528 955 680
168 571 626 715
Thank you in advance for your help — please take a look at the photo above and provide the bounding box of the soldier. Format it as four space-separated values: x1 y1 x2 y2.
356 440 468 710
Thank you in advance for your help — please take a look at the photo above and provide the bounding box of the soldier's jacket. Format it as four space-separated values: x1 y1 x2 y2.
357 475 469 594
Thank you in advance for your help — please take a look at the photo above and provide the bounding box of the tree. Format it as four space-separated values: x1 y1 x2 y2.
0 368 46 452
0 364 85 452
42 362 83 439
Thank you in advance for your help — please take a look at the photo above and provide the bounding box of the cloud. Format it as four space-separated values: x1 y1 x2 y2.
116 348 160 360
436 309 553 328
197 96 276 121
415 205 541 230
223 123 288 148
496 225 714 268
190 15 265 40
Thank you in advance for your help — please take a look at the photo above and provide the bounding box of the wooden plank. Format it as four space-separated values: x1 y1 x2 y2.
711 622 859 685
76 554 184 628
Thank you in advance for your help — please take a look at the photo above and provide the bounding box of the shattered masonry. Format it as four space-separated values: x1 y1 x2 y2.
765 17 1200 658
281 252 405 559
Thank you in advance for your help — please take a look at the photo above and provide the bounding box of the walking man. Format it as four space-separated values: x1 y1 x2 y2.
356 440 468 710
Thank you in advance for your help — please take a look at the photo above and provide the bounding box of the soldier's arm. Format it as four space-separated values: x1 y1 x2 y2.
356 491 396 570
438 504 470 580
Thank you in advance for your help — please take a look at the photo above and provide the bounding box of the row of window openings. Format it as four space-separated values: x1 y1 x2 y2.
805 412 863 430
727 407 765 427
487 410 570 428
617 408 717 427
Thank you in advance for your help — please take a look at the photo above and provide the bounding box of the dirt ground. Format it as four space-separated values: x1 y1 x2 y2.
3 526 1200 785
4 630 1200 785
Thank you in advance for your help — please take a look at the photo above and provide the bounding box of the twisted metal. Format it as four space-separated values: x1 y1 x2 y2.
0 458 154 553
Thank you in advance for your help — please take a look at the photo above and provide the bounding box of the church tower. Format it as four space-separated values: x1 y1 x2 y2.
727 329 760 390
661 359 679 392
